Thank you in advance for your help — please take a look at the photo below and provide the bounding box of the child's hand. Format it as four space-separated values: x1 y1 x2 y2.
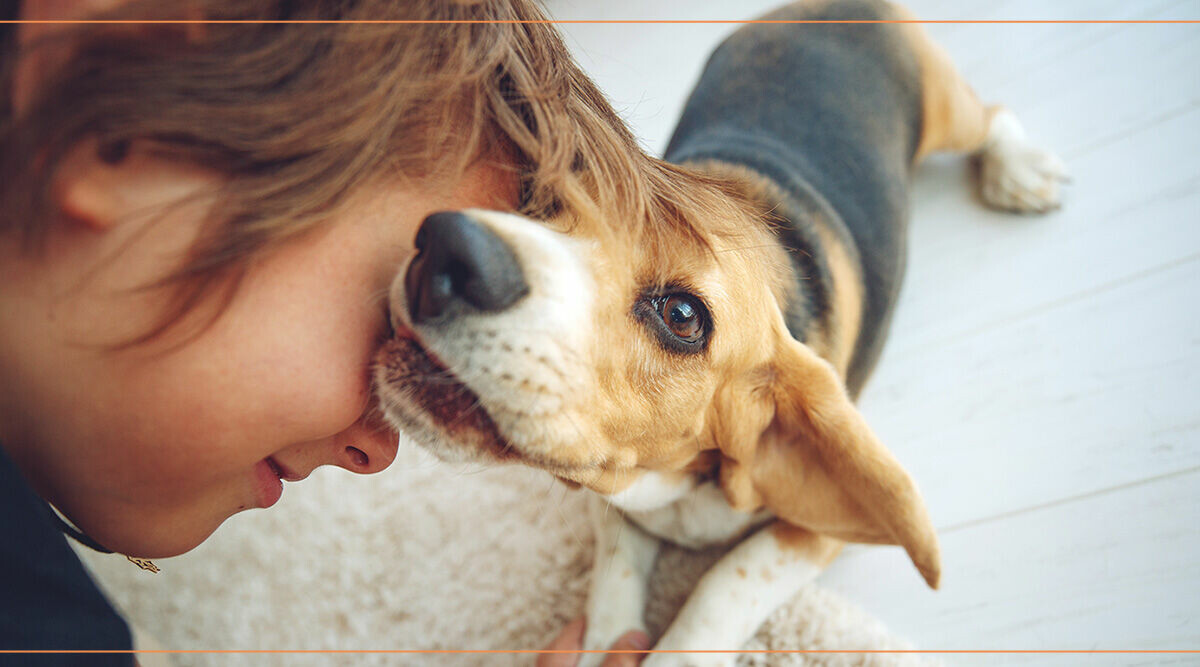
537 616 649 667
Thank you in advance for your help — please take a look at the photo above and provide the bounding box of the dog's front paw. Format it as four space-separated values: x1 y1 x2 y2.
643 650 736 667
978 109 1069 214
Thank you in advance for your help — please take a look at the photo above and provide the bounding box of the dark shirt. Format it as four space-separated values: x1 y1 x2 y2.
0 443 134 666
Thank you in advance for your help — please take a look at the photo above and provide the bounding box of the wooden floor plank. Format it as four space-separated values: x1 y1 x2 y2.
937 21 1200 161
864 255 1200 527
890 104 1200 356
925 0 1198 89
819 468 1200 658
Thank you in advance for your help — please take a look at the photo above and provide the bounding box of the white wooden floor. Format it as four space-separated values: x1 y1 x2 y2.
549 1 1200 663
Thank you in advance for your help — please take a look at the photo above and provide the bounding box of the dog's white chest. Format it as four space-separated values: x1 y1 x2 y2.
603 471 771 550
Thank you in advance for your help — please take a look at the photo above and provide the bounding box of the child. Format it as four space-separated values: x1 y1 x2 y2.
0 1 645 664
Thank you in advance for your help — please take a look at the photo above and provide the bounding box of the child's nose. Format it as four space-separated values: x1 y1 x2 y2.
335 417 399 475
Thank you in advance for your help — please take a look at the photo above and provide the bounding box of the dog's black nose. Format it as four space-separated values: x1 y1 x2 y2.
405 211 529 323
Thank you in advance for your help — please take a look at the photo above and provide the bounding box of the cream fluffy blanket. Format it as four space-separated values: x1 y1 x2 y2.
77 442 938 667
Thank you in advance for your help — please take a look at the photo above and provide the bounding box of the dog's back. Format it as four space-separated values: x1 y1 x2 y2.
665 0 921 393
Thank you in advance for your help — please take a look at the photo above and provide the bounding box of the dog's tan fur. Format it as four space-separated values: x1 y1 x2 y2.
377 2 1067 658
684 160 866 380
541 181 797 495
771 523 844 564
378 0 995 588
384 159 942 588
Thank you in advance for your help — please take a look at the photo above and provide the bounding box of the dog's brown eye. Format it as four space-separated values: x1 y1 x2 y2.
661 295 703 342
634 289 711 354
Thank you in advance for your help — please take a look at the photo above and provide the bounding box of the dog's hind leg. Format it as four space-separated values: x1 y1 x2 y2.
644 523 841 667
900 11 1068 213
580 499 661 667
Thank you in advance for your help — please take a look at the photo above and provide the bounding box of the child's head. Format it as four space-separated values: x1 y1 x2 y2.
0 0 631 558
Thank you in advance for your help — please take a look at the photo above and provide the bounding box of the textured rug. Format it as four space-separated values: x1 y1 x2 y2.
76 442 938 667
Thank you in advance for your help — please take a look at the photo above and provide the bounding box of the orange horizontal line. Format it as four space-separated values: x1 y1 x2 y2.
1 19 1198 24
4 649 1199 655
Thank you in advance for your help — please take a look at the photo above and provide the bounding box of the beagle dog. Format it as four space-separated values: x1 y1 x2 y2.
374 1 1065 664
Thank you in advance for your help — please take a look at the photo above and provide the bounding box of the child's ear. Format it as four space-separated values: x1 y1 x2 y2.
53 140 219 233
54 140 134 232
718 337 941 589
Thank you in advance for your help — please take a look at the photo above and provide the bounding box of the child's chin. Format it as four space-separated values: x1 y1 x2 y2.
115 512 224 560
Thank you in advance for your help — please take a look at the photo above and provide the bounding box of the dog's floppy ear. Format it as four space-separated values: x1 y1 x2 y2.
718 338 941 589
